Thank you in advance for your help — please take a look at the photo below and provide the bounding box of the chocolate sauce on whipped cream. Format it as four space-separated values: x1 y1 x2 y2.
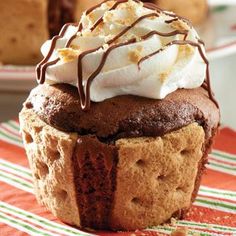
36 23 78 83
36 0 219 110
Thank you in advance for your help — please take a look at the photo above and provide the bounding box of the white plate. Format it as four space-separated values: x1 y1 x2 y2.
0 4 236 91
0 66 36 91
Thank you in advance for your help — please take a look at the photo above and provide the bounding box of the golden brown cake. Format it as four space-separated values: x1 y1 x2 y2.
153 0 208 25
19 0 220 231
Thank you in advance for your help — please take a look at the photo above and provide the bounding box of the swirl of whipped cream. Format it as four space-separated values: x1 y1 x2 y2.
39 0 207 107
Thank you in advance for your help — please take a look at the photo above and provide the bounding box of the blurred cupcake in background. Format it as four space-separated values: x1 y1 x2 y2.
0 0 100 65
146 0 208 25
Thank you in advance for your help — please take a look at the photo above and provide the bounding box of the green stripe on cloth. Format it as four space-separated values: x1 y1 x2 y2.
206 163 236 176
0 159 32 179
0 130 23 147
0 202 94 236
146 227 172 235
0 129 22 143
212 150 236 162
0 212 56 236
195 197 236 213
148 225 214 236
199 186 236 201
0 170 33 193
7 120 20 131
208 161 236 171
177 220 236 233
211 155 236 165
1 123 20 136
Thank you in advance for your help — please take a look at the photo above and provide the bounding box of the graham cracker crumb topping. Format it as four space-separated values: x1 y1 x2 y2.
57 48 80 62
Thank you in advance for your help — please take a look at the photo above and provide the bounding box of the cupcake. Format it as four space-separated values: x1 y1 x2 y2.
19 0 220 231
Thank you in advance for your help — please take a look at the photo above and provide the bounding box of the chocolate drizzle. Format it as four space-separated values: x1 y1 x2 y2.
36 0 218 110
198 39 205 46
76 27 188 109
138 40 218 108
90 0 129 32
79 39 138 109
36 0 129 84
141 29 188 40
36 23 77 83
165 18 178 24
107 13 159 44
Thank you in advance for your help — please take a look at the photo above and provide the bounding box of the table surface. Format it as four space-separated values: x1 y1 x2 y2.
0 91 28 123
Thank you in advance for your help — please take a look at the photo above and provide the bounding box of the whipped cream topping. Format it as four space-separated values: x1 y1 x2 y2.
38 0 208 109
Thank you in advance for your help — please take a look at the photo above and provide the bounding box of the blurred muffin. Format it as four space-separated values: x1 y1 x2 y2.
152 0 208 25
74 0 103 21
0 0 100 65
0 0 49 65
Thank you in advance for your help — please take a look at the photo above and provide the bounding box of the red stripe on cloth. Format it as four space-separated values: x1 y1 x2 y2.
185 205 236 227
0 141 28 168
202 169 236 191
214 128 236 154
99 230 165 236
0 181 61 222
0 183 65 236
197 194 236 204
0 222 28 236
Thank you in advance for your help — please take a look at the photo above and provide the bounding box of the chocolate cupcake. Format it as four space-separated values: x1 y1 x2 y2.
19 0 220 231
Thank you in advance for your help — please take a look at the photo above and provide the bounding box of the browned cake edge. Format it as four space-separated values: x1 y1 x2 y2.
72 135 118 229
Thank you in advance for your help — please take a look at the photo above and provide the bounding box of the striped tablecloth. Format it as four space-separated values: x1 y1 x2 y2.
0 120 236 236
